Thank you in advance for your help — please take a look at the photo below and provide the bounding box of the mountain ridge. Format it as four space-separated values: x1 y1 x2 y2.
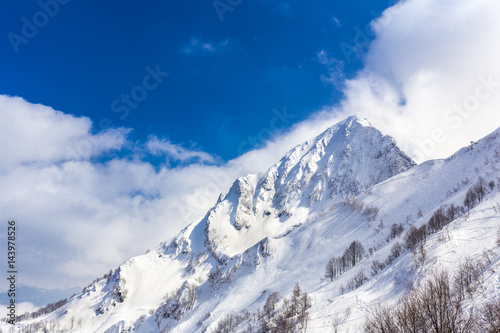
4 116 500 333
199 115 415 261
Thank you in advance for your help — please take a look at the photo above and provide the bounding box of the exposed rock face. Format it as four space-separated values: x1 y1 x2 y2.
204 116 415 259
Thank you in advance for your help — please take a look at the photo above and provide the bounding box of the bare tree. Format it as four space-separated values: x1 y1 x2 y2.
274 313 295 333
364 305 397 333
474 177 486 202
263 292 280 318
389 223 404 239
480 299 500 332
405 225 427 250
291 283 302 317
453 258 485 299
428 206 449 232
214 312 237 333
325 257 336 282
464 187 478 211
488 180 495 191
297 292 312 331
446 204 461 222
331 316 341 333
386 242 405 264
370 260 385 276
365 269 477 333
352 270 367 289
344 241 365 268
414 242 426 266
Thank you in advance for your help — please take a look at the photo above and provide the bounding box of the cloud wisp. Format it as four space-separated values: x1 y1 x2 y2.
181 37 231 55
146 136 216 163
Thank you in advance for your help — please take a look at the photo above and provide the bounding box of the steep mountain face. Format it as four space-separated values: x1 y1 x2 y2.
203 116 415 259
6 117 500 333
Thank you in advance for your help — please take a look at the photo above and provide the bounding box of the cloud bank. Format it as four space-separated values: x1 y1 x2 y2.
0 96 290 288
1 0 500 289
331 0 500 162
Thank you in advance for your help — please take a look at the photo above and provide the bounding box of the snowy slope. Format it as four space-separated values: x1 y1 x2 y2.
203 116 415 260
4 117 500 333
0 286 81 311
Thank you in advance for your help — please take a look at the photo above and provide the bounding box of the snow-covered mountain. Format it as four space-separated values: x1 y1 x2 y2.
203 116 415 261
0 285 81 312
4 116 500 333
0 285 82 317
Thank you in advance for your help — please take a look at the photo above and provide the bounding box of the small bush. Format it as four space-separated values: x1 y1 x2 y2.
464 187 478 211
404 225 427 250
463 178 486 212
263 292 280 318
481 299 500 332
446 204 461 222
214 312 239 333
389 223 404 239
386 242 404 264
427 206 449 233
364 270 476 333
453 258 485 299
352 270 367 289
363 206 379 221
488 180 495 191
370 260 385 276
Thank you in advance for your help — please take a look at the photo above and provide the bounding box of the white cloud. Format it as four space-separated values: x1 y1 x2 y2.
0 96 279 288
329 0 500 162
317 50 344 87
146 136 216 163
331 16 341 27
0 302 38 318
181 37 230 55
0 95 129 170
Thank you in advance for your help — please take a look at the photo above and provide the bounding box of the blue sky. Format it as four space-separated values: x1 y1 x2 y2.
1 0 394 161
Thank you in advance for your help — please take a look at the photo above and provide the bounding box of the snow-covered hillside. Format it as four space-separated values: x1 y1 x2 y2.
0 286 81 319
203 116 415 260
4 116 500 333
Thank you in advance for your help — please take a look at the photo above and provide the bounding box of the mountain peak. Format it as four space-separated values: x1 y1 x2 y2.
12 121 500 333
203 116 416 259
339 115 372 128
